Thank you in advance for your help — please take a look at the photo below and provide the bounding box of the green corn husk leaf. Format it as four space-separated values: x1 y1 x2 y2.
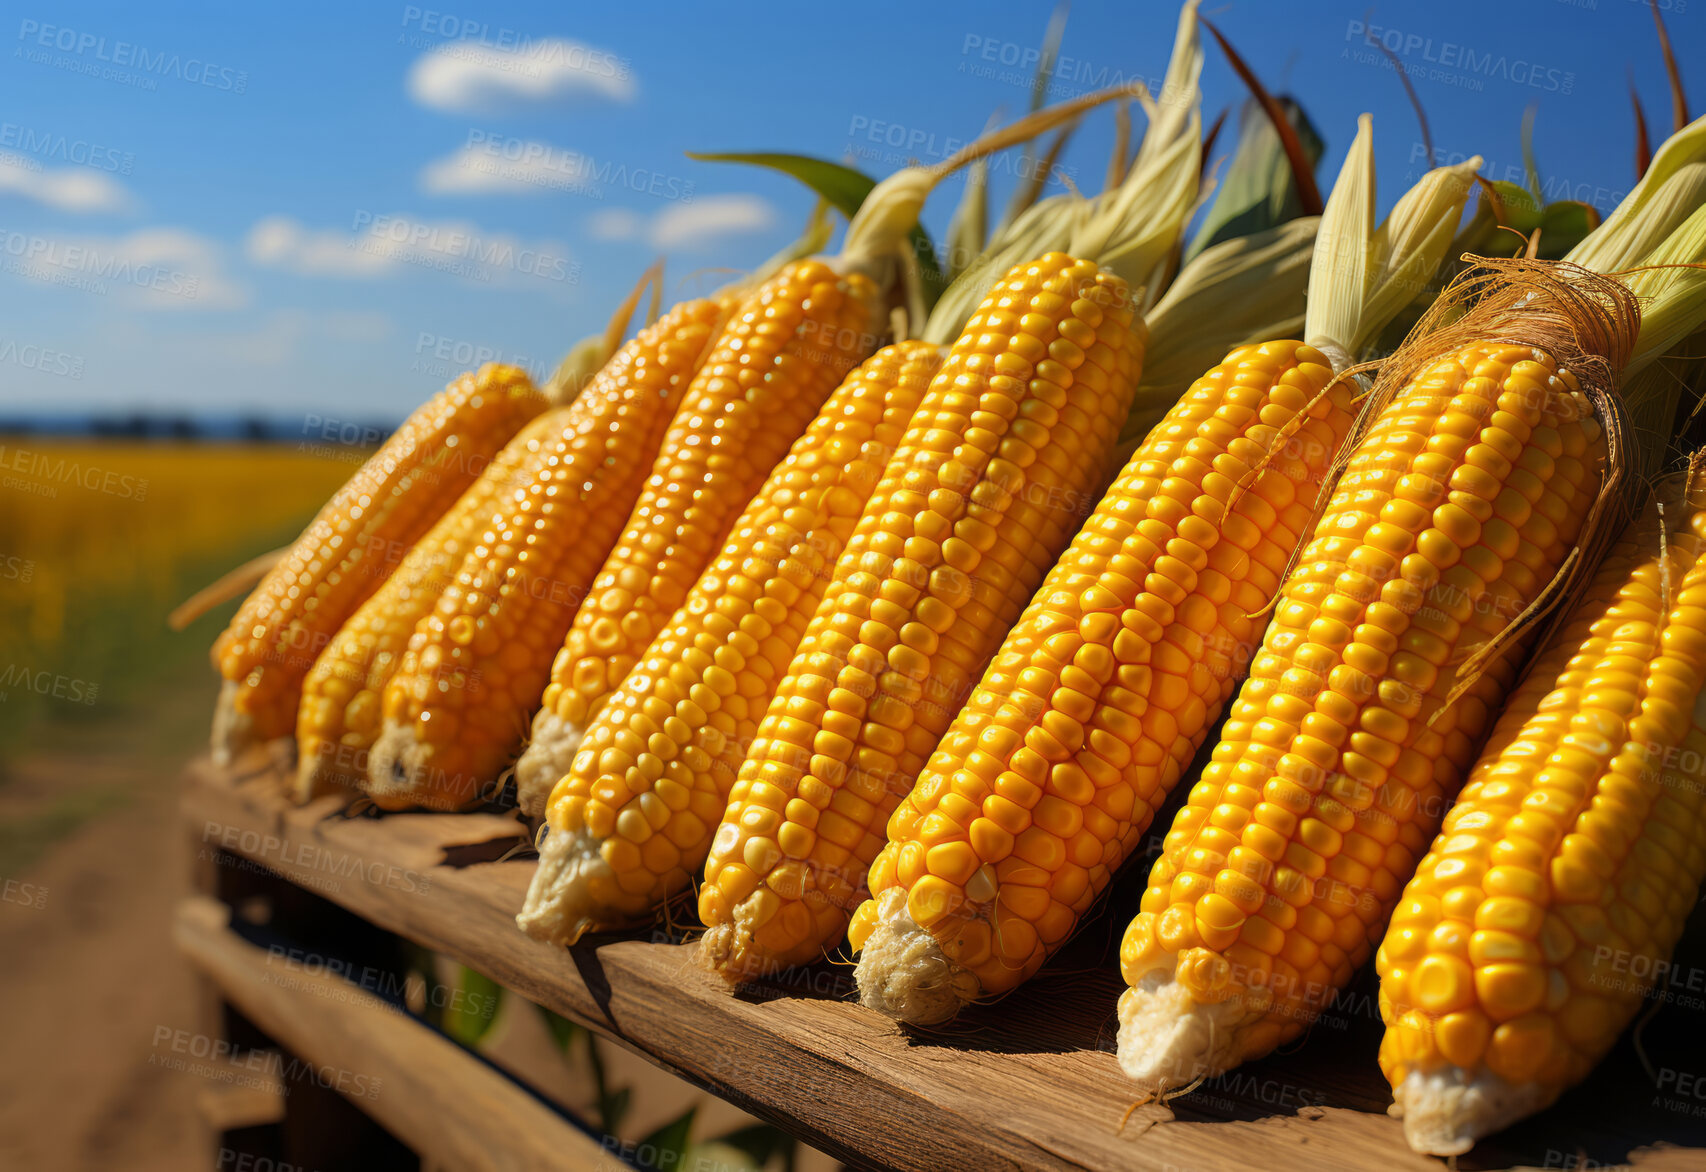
1621 199 1706 380
441 967 504 1048
636 1107 698 1172
686 151 948 310
543 333 611 404
1566 113 1706 275
1450 182 1599 262
922 192 1080 344
1119 216 1318 442
1001 0 1071 236
1622 328 1706 483
944 140 991 283
1305 113 1482 359
1068 0 1204 308
538 1006 579 1053
1186 96 1325 261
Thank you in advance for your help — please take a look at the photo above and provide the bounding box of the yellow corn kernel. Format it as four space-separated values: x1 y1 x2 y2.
1119 337 1611 1086
700 253 1144 981
364 300 728 810
211 364 545 761
294 406 569 800
516 343 943 946
519 261 882 807
851 341 1358 1022
1378 464 1706 1150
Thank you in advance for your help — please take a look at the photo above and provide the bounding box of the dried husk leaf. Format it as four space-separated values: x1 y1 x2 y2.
1119 216 1317 443
1297 259 1639 715
1565 114 1706 275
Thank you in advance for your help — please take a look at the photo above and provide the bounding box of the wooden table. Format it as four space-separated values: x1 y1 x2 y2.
178 752 1706 1171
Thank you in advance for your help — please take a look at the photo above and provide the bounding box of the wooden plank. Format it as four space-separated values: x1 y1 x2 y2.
173 892 610 1172
194 1061 286 1132
182 753 1706 1172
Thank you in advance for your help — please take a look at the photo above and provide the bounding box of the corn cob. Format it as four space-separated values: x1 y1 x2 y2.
210 365 546 764
1378 461 1706 1155
513 261 882 815
517 342 943 945
851 123 1481 1024
365 299 733 810
293 407 570 801
1114 261 1636 1094
698 253 1144 980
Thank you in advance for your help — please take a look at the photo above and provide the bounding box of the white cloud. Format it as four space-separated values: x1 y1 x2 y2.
587 196 776 252
0 154 135 214
587 207 643 241
245 214 578 289
419 140 598 197
407 39 635 114
246 215 395 278
0 226 245 310
647 195 776 251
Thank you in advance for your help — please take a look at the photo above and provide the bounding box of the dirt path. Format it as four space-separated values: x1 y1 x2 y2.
0 665 215 1172
0 659 835 1171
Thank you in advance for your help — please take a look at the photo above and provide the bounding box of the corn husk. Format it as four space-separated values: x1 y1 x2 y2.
1119 216 1317 442
1067 0 1204 308
1187 97 1324 261
1305 113 1483 360
924 2 1205 342
1566 113 1706 275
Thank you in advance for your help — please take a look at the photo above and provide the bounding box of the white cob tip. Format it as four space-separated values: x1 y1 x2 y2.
1389 1067 1550 1157
1115 972 1248 1093
209 680 251 767
854 888 978 1025
365 724 456 811
515 710 587 820
515 824 610 947
291 748 355 806
697 896 794 985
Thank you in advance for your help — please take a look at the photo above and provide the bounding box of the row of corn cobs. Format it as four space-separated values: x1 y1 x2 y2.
203 8 1706 1157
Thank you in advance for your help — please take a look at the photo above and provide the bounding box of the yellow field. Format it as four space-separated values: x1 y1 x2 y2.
0 440 355 753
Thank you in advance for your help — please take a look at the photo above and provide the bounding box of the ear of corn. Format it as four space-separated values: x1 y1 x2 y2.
1377 461 1706 1156
210 364 547 764
516 342 944 946
851 343 1357 1020
364 298 733 811
698 253 1144 981
850 123 1482 1025
1114 261 1634 1095
514 260 882 817
292 407 570 801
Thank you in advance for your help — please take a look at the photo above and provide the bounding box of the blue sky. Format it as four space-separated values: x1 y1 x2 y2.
0 0 1693 422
